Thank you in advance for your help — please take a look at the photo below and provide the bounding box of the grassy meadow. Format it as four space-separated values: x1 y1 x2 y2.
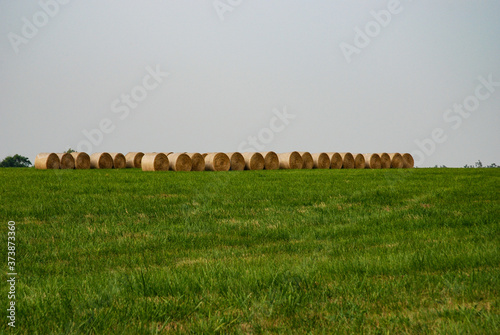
0 167 499 334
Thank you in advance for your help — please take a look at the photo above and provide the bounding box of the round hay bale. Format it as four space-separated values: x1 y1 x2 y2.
70 152 90 169
167 153 192 171
125 152 144 168
389 153 404 169
142 153 169 171
186 153 205 171
205 153 230 171
363 153 381 169
402 153 414 168
278 152 303 169
35 153 60 170
327 152 342 169
260 151 280 170
378 153 391 169
227 152 246 171
311 153 330 169
353 154 366 169
242 152 265 170
201 153 208 159
57 153 75 169
90 152 113 169
109 153 126 169
298 152 314 169
339 152 355 169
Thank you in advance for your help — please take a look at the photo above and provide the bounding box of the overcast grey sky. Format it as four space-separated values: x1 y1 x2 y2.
1 0 499 167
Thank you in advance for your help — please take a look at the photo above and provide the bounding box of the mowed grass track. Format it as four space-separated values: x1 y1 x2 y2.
0 168 499 334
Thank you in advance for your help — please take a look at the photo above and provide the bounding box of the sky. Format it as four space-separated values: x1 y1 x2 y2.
1 0 499 167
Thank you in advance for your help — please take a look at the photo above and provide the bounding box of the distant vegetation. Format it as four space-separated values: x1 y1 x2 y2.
463 160 498 168
0 154 31 167
431 160 499 168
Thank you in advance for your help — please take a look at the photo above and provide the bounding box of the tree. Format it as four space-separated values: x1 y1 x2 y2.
0 154 32 167
65 148 75 153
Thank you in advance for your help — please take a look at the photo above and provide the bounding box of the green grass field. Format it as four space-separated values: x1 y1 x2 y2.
1 167 499 334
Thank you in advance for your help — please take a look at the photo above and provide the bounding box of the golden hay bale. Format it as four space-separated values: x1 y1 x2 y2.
142 153 169 171
186 153 205 171
205 153 230 171
35 153 60 170
260 151 280 170
109 153 126 169
378 153 391 169
278 152 303 169
57 153 75 169
242 152 265 170
201 153 208 159
298 152 314 169
402 153 414 168
70 152 90 169
353 154 366 169
311 153 330 169
389 153 404 169
339 152 355 169
90 152 113 169
167 153 192 171
363 153 381 169
227 152 246 171
327 152 342 169
125 152 144 168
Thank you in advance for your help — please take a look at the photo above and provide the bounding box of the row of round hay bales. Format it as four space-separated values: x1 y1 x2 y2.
35 152 128 169
35 151 414 171
88 152 127 169
276 152 414 170
35 152 91 169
